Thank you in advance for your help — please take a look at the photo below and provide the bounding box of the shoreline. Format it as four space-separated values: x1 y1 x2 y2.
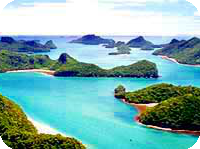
160 56 200 67
6 69 55 76
28 117 66 136
119 98 200 136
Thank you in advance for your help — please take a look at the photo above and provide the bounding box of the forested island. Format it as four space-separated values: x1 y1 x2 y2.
108 44 131 55
153 37 200 65
0 37 57 53
70 34 115 45
0 50 159 78
114 83 200 133
0 94 85 149
70 35 161 51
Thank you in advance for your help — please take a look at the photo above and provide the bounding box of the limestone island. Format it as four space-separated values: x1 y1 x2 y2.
126 36 161 50
70 34 115 46
108 44 131 55
153 37 200 65
0 50 159 78
0 93 85 148
0 37 57 53
114 83 200 135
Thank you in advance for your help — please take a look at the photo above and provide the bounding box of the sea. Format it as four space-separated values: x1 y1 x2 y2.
0 35 199 149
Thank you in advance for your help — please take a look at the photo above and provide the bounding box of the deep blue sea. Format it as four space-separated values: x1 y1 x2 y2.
0 35 199 149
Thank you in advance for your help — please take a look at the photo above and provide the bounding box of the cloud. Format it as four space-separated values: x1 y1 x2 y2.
0 0 199 36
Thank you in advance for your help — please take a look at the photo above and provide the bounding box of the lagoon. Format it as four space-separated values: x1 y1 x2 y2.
0 36 199 149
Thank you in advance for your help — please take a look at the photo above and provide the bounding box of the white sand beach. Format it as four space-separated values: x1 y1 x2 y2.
28 117 66 136
6 69 55 76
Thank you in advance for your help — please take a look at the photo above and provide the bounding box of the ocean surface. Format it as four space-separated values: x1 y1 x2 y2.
0 35 199 149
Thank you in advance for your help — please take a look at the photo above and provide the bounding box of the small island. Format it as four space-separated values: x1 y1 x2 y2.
153 37 200 65
0 93 85 148
1 50 159 78
70 34 115 45
0 37 57 53
108 44 131 55
114 83 200 135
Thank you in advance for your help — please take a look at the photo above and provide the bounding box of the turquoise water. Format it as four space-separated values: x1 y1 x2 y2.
0 36 199 149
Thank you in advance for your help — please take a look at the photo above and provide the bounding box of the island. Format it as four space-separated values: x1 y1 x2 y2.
114 83 200 135
1 50 159 78
0 94 85 148
70 34 115 45
126 36 161 50
104 41 125 49
0 37 57 53
153 37 200 65
108 44 131 55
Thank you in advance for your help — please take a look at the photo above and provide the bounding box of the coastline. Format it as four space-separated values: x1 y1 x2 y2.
160 56 200 67
6 69 55 76
119 98 200 136
28 117 66 136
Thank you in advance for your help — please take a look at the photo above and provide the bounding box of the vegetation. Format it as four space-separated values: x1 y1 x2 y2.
140 94 200 131
0 94 85 149
114 85 126 99
153 37 200 65
108 44 131 55
0 50 159 78
0 37 57 53
0 50 55 72
70 34 115 45
115 83 200 104
126 36 160 49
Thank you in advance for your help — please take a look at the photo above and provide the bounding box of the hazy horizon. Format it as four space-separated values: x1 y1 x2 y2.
0 0 199 36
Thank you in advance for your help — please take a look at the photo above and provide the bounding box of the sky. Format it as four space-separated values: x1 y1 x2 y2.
0 0 199 36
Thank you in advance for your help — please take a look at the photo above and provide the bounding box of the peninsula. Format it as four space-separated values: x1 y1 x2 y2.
153 37 200 65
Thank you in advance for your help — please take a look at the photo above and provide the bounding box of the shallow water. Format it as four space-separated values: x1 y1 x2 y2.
0 36 199 149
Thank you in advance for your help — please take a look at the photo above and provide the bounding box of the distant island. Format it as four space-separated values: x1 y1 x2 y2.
0 93 85 148
0 37 57 53
153 37 200 65
126 36 162 50
114 83 200 135
1 50 159 78
108 44 131 55
70 34 115 45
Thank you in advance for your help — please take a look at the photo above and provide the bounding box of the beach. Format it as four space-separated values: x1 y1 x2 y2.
6 69 55 76
161 56 200 67
28 117 66 136
119 98 200 136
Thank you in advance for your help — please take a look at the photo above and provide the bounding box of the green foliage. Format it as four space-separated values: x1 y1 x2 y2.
0 50 159 78
0 94 85 149
108 60 158 78
108 44 131 55
0 50 55 72
153 37 200 65
140 94 200 131
114 85 126 99
54 60 158 78
0 37 57 53
124 83 200 104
